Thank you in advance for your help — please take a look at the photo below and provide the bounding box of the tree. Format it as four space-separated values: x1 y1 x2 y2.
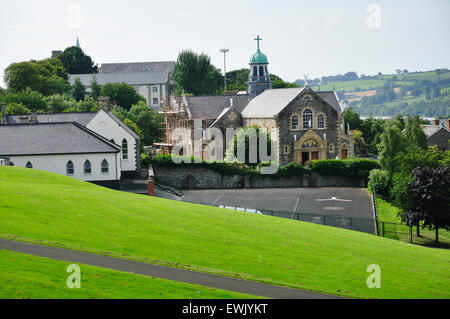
1 88 48 111
172 50 223 96
344 107 361 131
403 116 428 151
5 102 30 115
378 126 406 178
72 77 86 102
101 83 145 110
4 59 69 95
399 166 450 242
225 126 273 166
90 75 102 100
57 46 98 74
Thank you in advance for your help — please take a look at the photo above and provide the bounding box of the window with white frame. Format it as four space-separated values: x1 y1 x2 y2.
291 116 299 130
152 86 158 92
122 139 128 160
101 159 109 174
66 160 74 175
318 115 325 129
84 160 91 174
303 110 313 129
153 98 159 105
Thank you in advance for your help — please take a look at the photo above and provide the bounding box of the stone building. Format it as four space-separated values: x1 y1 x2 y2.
421 120 450 151
158 36 353 166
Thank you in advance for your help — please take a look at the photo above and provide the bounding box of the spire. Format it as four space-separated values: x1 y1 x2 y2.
76 37 80 48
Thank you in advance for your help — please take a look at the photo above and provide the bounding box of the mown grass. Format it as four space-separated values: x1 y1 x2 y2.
0 167 449 299
0 250 258 299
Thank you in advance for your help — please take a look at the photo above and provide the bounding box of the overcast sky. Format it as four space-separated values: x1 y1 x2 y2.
0 0 449 88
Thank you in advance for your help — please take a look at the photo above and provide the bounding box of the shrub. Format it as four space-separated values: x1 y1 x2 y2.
275 162 310 178
368 169 391 198
311 159 380 178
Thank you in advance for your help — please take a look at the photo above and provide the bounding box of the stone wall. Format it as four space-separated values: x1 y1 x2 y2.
153 165 367 190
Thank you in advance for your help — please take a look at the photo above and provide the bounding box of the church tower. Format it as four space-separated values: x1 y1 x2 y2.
247 35 273 99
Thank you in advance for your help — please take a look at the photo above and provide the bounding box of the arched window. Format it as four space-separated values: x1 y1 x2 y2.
25 161 33 169
66 161 74 175
122 139 128 160
9 162 14 166
318 115 325 129
84 160 91 174
253 66 258 77
101 159 109 174
259 66 264 77
291 116 299 130
303 110 313 129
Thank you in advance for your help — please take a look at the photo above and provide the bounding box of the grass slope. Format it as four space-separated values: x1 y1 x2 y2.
0 250 257 299
1 167 449 299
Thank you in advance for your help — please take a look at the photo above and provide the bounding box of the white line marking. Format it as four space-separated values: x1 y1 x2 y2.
211 195 222 206
291 197 300 219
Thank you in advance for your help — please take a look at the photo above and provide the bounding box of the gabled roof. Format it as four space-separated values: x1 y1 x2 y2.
69 72 168 86
98 61 176 74
186 95 250 120
0 122 120 156
241 88 304 118
421 125 450 138
316 91 344 113
4 112 96 126
103 110 140 140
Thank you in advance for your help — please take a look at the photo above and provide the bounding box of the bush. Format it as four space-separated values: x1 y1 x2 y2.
275 162 310 177
311 159 380 178
368 169 391 198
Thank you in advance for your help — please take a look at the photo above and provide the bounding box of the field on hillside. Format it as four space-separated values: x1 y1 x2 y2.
0 250 256 299
0 167 449 299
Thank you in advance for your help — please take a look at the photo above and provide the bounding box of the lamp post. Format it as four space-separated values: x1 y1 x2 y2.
220 49 229 93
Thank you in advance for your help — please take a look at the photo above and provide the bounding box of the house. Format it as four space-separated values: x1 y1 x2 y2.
1 97 141 177
69 61 175 109
159 36 353 166
0 122 121 187
421 119 450 151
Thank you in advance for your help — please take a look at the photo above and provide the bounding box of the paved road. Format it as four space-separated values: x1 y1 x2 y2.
0 239 342 299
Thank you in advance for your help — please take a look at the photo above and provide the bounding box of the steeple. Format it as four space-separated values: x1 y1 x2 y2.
247 35 272 99
76 37 80 48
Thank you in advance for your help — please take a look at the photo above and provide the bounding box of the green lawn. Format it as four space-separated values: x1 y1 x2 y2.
0 167 449 299
0 250 257 299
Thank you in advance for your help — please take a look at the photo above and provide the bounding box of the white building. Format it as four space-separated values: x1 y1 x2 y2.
0 122 122 186
2 98 141 179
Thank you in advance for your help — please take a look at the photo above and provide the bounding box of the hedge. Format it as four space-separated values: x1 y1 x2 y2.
149 155 379 179
311 159 380 178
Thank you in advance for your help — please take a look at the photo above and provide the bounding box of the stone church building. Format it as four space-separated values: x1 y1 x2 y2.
160 36 354 166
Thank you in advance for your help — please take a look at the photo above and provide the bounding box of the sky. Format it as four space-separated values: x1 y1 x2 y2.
0 0 449 88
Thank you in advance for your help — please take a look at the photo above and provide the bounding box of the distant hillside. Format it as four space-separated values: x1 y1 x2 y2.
306 69 450 118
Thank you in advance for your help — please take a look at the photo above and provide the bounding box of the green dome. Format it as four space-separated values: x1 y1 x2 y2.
250 51 268 64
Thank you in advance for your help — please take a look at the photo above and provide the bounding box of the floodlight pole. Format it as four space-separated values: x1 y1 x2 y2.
220 49 229 93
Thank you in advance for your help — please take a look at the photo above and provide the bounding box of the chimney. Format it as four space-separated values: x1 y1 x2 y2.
433 118 440 126
1 102 6 125
98 96 111 112
447 119 450 131
30 109 38 124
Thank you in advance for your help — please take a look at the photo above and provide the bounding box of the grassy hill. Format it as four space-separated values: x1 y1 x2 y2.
310 70 450 118
0 167 449 299
0 250 256 299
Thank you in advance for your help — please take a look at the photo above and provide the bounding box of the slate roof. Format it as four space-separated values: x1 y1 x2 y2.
316 91 344 113
68 72 168 86
241 88 304 118
98 61 175 74
186 95 250 120
421 125 450 138
4 112 96 126
0 122 121 156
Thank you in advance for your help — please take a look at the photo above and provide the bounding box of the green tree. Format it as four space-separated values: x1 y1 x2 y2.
90 75 102 100
172 50 223 96
72 77 86 102
101 83 145 111
344 107 361 131
1 89 48 111
403 116 428 151
57 46 98 74
5 102 31 115
378 126 406 178
225 126 273 166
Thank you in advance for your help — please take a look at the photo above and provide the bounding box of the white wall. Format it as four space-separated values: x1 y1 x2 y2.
87 110 138 172
8 153 121 181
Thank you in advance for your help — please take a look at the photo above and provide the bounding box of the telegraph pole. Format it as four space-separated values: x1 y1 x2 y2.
220 49 229 93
